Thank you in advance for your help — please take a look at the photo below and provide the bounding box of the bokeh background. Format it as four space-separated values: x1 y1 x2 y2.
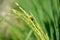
0 0 60 40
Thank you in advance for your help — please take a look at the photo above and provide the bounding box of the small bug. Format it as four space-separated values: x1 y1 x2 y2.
29 16 33 21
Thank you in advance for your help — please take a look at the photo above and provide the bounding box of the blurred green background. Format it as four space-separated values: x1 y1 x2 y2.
0 0 60 40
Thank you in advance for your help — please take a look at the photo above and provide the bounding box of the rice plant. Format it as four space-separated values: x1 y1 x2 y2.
0 0 60 40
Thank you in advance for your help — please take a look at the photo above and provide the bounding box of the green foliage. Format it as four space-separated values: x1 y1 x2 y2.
0 0 60 40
